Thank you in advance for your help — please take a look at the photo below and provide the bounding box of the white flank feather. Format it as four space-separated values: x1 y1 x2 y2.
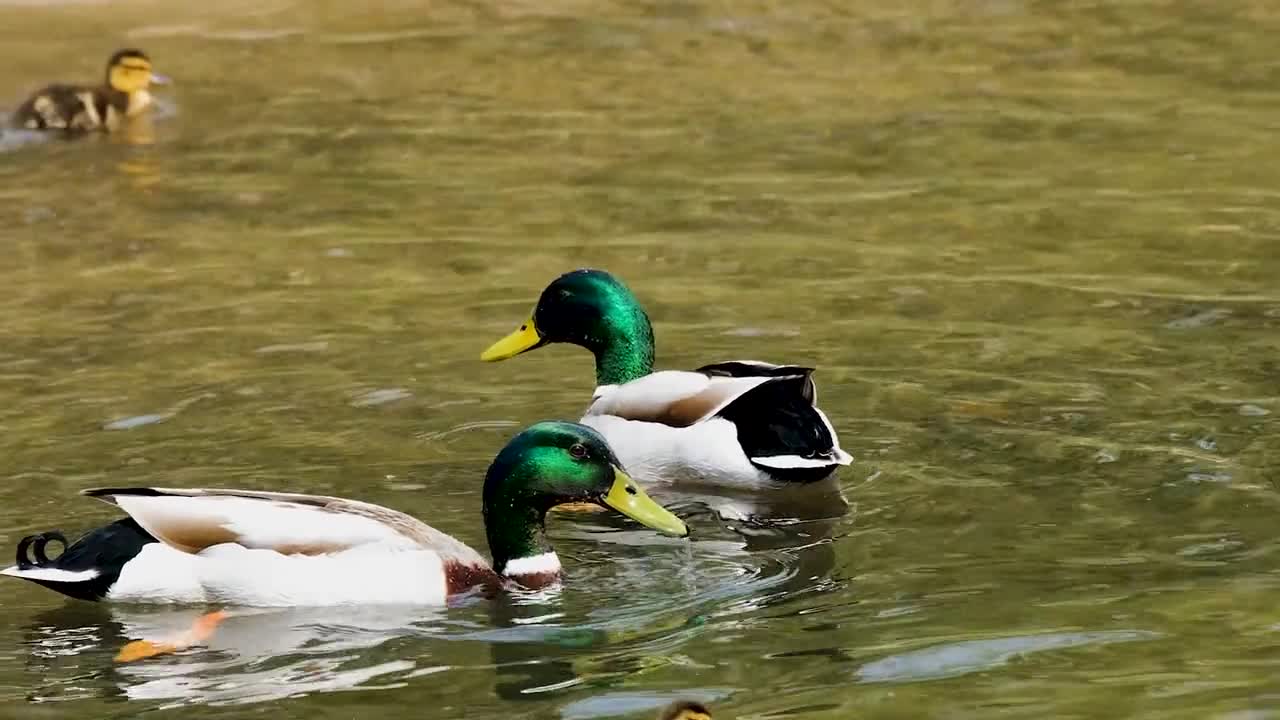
108 542 206 603
582 415 782 488
192 544 449 606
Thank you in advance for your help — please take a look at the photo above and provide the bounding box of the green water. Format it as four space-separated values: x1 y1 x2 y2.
1 0 1278 717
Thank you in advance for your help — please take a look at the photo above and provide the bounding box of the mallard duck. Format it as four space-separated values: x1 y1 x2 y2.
660 701 713 720
481 269 852 489
0 421 688 605
11 48 167 132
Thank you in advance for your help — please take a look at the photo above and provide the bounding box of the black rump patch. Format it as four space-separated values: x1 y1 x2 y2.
11 518 157 601
715 375 837 484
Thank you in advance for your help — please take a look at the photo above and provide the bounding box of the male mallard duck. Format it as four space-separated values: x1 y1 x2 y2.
0 421 687 605
481 269 852 489
11 48 167 132
660 701 713 720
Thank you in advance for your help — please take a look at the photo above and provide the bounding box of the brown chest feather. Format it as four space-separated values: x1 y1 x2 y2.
443 561 504 597
505 571 562 591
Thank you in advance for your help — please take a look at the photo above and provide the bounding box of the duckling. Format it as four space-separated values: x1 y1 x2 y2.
11 48 167 132
660 701 713 720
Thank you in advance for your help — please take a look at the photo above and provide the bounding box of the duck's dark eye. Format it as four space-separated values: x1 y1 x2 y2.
520 324 527 331
569 443 588 459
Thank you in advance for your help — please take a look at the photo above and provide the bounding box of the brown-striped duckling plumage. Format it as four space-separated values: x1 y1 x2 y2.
659 701 713 720
12 48 167 132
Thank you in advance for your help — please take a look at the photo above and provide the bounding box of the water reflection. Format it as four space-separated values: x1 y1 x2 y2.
485 595 591 700
856 630 1161 684
483 510 843 700
114 607 440 706
559 689 733 720
4 0 1279 716
650 479 850 528
0 129 49 153
21 604 446 705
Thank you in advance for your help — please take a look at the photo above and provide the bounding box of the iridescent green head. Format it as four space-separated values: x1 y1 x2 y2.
480 269 656 386
482 421 687 572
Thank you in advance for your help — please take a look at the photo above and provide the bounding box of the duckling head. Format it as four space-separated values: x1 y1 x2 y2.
659 701 712 720
106 49 167 110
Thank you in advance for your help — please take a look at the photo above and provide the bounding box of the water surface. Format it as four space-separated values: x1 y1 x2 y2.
1 1 1278 718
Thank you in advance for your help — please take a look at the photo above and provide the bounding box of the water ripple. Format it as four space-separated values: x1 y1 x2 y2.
856 630 1161 684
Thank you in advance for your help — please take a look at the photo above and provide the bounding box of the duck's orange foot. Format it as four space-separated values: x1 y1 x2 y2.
115 609 228 663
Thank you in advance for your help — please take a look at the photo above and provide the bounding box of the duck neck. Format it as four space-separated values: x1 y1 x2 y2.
125 90 152 117
482 471 560 586
590 303 655 387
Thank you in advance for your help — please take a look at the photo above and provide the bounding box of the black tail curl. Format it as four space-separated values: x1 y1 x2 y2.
6 519 157 601
16 531 68 569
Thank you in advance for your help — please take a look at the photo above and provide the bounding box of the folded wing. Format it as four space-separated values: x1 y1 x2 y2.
82 488 486 565
585 370 775 427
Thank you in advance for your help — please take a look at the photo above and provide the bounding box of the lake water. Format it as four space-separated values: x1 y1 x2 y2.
1 1 1278 718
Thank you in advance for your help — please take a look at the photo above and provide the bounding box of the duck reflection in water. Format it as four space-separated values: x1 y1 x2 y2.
20 602 449 704
483 497 844 705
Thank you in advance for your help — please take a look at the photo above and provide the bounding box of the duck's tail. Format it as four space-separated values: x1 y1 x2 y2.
711 370 853 484
1 519 154 601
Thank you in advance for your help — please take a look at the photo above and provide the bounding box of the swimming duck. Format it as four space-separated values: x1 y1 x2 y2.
0 421 688 605
659 701 713 720
481 269 852 489
11 48 167 132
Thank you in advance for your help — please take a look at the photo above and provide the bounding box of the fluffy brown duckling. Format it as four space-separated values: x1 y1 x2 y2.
12 48 167 132
659 701 713 720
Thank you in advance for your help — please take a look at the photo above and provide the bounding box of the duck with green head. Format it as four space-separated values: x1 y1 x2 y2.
481 269 852 489
1 421 687 605
12 48 168 133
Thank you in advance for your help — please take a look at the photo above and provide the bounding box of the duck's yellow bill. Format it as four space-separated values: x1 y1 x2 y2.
481 316 542 362
601 467 688 537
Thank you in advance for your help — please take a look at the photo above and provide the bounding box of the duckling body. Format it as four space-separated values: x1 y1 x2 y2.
660 701 713 720
1 422 688 606
11 49 163 132
482 269 852 489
